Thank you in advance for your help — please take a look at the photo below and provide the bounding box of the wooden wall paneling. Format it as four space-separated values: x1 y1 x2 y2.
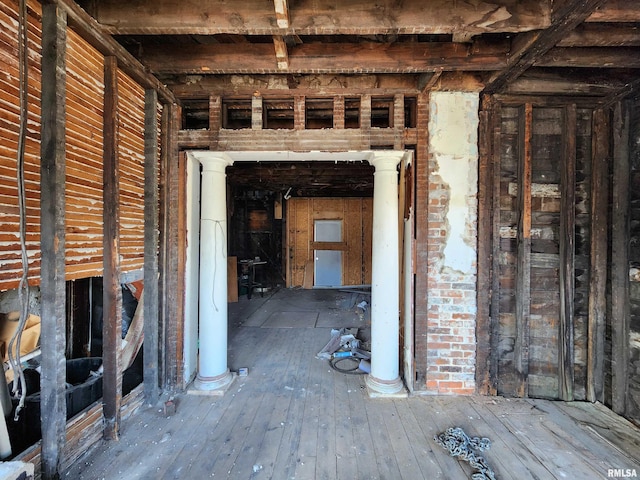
175 151 187 386
588 108 610 404
611 102 630 414
65 28 105 280
559 105 577 401
102 55 123 441
39 3 68 477
496 106 519 396
362 197 373 285
0 0 43 291
159 103 181 390
345 198 363 286
528 107 562 399
489 101 503 396
117 70 146 274
515 103 533 397
476 97 494 395
143 88 160 404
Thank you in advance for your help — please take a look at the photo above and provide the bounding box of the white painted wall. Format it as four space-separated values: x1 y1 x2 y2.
429 92 479 275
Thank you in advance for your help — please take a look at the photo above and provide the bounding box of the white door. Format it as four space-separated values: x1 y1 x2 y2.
314 220 342 287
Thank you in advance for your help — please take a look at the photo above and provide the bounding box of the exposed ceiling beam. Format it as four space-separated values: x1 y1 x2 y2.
557 23 640 47
484 0 608 93
504 69 637 96
536 47 640 68
139 41 509 75
585 0 640 22
90 0 551 36
602 77 640 108
273 35 289 70
273 0 289 29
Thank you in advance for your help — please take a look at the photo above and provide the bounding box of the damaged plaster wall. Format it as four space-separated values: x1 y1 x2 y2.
426 91 479 394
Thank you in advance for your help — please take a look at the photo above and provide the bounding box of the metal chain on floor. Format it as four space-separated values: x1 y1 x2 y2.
434 427 497 480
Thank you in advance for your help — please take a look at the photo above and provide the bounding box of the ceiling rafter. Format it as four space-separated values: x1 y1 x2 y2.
273 35 289 69
139 41 509 75
273 0 289 29
484 0 609 94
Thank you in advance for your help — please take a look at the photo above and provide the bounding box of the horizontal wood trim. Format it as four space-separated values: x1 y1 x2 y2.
310 241 347 251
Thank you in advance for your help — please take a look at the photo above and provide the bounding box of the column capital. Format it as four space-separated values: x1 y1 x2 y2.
369 151 405 172
187 151 234 173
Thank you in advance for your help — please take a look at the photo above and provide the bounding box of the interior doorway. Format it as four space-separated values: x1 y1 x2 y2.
183 150 414 393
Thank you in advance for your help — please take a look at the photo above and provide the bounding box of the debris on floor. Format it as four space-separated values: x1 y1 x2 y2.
316 328 371 375
434 427 496 480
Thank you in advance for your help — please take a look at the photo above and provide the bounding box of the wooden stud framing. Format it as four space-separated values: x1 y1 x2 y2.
159 103 180 390
143 88 160 405
515 103 533 397
39 4 68 478
587 108 610 404
489 100 503 396
559 104 577 401
476 96 494 395
610 102 630 414
102 55 123 441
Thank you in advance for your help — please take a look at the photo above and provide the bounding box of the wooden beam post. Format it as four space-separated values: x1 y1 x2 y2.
273 35 289 70
489 100 502 396
102 56 123 440
559 104 577 401
39 4 68 478
611 102 630 414
159 102 181 391
476 95 494 395
587 108 610 404
143 89 160 405
515 103 533 398
273 0 289 28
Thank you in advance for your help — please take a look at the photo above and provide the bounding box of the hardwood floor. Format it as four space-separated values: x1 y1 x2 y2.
64 289 640 479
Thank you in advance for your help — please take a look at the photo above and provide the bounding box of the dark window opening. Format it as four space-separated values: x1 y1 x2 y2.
345 97 361 129
306 98 334 129
264 98 294 129
222 98 252 129
371 97 394 128
404 97 417 128
181 99 210 130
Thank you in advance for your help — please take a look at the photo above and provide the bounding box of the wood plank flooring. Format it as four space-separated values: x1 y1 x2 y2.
64 289 640 480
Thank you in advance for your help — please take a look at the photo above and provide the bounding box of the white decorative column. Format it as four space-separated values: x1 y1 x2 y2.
366 152 404 395
194 154 234 391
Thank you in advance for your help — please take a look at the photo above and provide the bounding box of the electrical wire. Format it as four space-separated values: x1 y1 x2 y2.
8 0 30 420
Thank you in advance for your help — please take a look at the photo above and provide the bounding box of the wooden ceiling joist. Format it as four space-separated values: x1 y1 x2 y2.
85 0 551 36
273 0 289 29
273 35 289 70
484 0 608 93
557 23 640 47
140 41 508 75
536 47 640 68
55 0 177 104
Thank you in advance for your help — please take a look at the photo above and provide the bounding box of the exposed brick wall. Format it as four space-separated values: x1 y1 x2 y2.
424 92 479 395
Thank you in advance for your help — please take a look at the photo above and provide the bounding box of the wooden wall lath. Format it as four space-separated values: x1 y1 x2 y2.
487 100 597 401
286 197 373 288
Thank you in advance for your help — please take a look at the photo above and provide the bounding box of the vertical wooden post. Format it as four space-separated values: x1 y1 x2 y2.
143 89 160 404
610 102 630 413
294 95 305 130
102 56 122 440
251 94 263 130
39 4 67 478
159 102 180 390
489 101 502 396
476 95 494 395
587 108 610 404
515 103 532 398
559 104 577 401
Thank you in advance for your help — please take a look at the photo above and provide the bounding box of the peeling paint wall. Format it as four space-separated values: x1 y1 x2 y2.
425 92 479 394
